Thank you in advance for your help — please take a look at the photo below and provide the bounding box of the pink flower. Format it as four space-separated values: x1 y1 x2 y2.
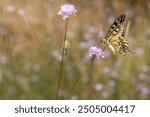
88 46 105 58
58 3 77 20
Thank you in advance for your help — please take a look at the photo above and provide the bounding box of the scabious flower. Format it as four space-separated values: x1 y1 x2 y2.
57 3 77 20
88 46 105 58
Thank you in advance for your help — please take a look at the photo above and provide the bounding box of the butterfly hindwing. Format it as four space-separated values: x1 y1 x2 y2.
122 20 131 38
120 20 131 54
108 36 123 54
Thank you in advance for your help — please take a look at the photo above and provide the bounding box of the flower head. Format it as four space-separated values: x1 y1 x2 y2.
57 3 77 20
88 46 105 58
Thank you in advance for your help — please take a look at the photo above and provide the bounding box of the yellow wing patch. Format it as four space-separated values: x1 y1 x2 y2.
108 45 116 53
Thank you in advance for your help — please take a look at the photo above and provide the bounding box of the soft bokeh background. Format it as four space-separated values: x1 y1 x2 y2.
0 0 150 99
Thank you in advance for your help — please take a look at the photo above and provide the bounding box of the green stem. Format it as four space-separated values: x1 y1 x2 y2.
71 56 95 97
56 19 69 99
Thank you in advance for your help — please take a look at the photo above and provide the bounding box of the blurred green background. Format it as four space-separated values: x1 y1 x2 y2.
0 0 150 99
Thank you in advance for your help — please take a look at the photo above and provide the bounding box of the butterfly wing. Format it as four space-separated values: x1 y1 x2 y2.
122 20 131 38
107 36 123 54
104 14 132 55
105 14 126 39
119 20 132 55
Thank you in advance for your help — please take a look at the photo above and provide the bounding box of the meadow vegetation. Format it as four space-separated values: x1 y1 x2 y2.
0 0 150 99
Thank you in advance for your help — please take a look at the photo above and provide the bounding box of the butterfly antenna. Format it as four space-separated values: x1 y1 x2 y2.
96 31 102 46
96 30 101 39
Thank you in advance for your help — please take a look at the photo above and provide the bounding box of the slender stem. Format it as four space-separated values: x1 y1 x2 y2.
47 24 66 99
47 23 65 65
24 13 48 60
71 56 95 97
56 19 69 99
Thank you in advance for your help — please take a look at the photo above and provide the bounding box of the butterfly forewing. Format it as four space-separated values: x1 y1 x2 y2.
105 14 126 39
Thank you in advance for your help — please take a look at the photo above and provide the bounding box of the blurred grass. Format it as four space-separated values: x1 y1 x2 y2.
0 0 150 99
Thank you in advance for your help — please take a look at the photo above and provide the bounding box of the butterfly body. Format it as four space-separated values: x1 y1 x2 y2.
99 14 133 55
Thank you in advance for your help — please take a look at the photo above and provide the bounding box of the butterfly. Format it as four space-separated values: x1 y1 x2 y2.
98 14 134 55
